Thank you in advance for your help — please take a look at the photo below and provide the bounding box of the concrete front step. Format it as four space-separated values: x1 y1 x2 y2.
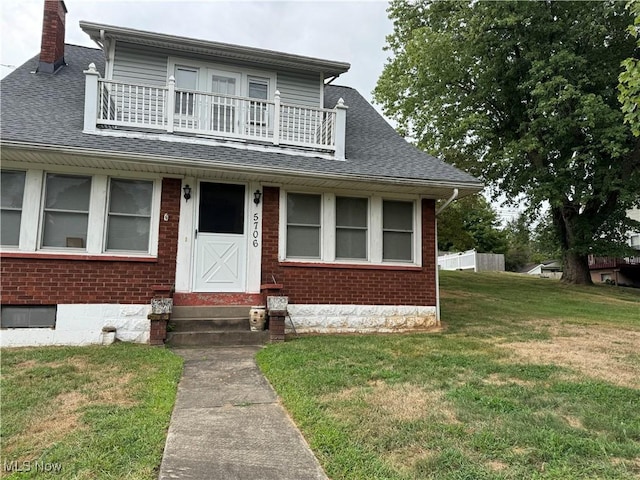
167 305 269 346
170 318 251 333
171 305 255 319
166 330 270 347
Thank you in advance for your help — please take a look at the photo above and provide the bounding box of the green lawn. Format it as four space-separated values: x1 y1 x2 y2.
257 271 640 480
0 343 183 479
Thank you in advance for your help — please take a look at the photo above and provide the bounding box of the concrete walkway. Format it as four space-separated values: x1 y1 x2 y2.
158 347 328 480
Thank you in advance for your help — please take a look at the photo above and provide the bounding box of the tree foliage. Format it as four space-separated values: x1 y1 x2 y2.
619 0 640 136
437 195 507 254
375 0 640 284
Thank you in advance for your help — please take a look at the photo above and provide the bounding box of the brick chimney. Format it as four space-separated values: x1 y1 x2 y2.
38 0 67 73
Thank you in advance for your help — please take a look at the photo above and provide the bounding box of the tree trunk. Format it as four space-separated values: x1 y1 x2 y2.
551 205 593 285
561 250 593 285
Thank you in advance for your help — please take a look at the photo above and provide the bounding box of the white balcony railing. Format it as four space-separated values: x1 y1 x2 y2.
83 64 347 158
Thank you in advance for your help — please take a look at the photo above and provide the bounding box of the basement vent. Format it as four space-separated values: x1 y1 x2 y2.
1 305 57 328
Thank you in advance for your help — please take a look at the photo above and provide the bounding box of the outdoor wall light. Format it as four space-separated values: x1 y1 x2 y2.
253 189 262 205
183 184 192 202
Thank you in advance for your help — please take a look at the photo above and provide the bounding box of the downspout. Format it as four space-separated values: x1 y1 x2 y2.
434 188 459 323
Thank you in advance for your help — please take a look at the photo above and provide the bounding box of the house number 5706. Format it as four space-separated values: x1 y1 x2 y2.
252 213 260 248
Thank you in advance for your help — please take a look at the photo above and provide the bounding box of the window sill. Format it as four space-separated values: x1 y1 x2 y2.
279 260 422 271
0 251 158 263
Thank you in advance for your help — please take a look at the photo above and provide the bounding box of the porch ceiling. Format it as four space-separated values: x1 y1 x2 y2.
1 145 478 199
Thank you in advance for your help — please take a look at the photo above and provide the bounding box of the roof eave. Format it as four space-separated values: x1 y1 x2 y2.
79 21 351 77
1 140 483 197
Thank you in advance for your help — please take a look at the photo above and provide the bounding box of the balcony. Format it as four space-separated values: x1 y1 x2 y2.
83 64 347 158
588 255 640 270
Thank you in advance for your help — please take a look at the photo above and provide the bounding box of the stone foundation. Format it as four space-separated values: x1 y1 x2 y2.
286 304 438 334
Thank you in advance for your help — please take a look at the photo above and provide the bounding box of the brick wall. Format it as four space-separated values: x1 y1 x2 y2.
40 0 66 66
0 178 180 305
260 186 437 306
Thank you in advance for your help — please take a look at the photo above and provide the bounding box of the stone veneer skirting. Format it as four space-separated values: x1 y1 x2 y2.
0 304 151 347
286 304 439 334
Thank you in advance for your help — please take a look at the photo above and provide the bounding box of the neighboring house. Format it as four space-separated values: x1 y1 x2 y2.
588 208 640 287
438 250 505 273
519 261 562 279
0 1 482 347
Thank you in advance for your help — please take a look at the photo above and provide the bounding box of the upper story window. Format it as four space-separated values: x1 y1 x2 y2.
282 191 420 266
42 174 91 249
1 170 26 247
175 66 198 115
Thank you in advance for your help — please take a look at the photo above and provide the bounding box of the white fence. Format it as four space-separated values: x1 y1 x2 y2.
438 249 505 272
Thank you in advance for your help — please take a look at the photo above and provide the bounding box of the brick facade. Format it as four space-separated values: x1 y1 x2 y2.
0 178 180 305
260 186 437 306
39 0 66 68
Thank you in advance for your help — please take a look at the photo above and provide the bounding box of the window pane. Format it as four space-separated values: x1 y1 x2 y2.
1 170 25 246
249 80 268 100
383 231 413 262
383 200 413 230
107 216 150 251
42 212 88 248
45 174 91 211
287 225 320 258
336 229 367 259
287 194 320 225
1 170 25 208
175 67 197 90
109 179 152 215
1 211 21 245
198 182 245 234
336 197 367 228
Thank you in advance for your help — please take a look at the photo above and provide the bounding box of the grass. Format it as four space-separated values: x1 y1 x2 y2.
0 343 183 479
257 271 640 479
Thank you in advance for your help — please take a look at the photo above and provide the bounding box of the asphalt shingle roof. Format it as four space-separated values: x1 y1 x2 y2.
1 44 481 189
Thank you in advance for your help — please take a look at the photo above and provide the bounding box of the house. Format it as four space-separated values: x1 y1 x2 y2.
0 0 482 347
588 208 640 287
519 260 562 279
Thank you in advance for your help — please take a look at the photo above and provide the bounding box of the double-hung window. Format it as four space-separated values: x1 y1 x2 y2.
284 192 418 265
106 179 153 251
42 173 91 249
383 200 414 262
336 196 368 260
175 66 198 118
1 170 26 247
1 169 158 256
286 193 321 258
248 77 269 129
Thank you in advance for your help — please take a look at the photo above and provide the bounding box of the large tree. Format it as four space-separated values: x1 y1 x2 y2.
375 0 640 284
437 195 508 254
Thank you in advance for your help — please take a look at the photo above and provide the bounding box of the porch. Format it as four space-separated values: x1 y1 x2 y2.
82 64 347 158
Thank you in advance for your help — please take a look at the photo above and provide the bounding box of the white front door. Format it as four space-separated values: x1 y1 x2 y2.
194 182 247 292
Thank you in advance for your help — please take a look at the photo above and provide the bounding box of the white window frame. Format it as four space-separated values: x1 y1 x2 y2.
0 169 27 249
1 165 161 258
279 189 421 267
168 57 276 100
40 172 92 250
104 177 155 253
